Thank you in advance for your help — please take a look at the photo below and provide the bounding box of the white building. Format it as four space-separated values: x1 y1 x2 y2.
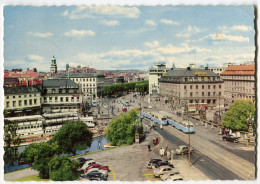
148 62 171 102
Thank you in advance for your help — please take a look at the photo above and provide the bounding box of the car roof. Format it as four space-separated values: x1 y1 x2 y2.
179 145 187 148
159 165 172 169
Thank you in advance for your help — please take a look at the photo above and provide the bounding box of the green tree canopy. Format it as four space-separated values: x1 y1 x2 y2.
105 109 141 146
48 155 79 181
50 121 93 155
4 119 21 165
221 99 255 131
21 142 59 179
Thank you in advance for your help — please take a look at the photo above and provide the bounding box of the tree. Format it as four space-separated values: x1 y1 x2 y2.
48 155 79 181
221 99 255 131
4 119 21 166
50 121 93 156
21 142 59 179
105 109 139 146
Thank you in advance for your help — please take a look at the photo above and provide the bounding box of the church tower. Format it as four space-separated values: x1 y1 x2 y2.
50 56 58 74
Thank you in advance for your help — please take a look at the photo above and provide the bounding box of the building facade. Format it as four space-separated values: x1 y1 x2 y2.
4 85 42 117
220 64 255 104
42 79 82 113
148 62 171 101
57 73 105 99
159 67 224 110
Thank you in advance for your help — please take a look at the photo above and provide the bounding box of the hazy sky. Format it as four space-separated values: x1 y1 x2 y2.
4 5 255 72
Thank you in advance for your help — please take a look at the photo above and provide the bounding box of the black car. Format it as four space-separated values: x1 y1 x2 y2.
222 135 239 143
154 161 174 168
147 158 162 168
81 172 107 181
76 157 93 168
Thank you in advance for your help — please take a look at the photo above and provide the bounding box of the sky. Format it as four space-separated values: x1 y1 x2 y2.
3 5 255 72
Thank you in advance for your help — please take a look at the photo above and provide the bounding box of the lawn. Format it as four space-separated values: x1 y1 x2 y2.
15 175 50 181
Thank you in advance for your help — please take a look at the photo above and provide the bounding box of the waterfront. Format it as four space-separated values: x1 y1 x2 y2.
4 135 108 173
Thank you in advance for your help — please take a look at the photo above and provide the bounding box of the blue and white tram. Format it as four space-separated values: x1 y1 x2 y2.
141 111 153 119
150 111 168 125
180 121 194 133
120 100 130 106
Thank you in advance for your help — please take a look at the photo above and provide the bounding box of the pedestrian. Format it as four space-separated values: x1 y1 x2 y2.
159 148 163 158
148 144 151 152
153 138 156 145
165 145 168 153
167 151 170 160
162 148 165 156
156 137 159 145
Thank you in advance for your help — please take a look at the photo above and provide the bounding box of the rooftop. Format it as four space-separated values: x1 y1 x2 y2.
4 85 42 94
220 65 255 76
166 68 219 77
42 79 78 87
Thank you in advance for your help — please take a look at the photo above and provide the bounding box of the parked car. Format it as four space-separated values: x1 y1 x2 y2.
154 166 179 177
153 161 174 169
222 135 239 142
86 168 108 176
92 102 98 107
80 172 107 181
160 173 175 181
82 160 100 170
85 164 109 174
167 174 183 181
147 158 162 169
76 157 93 168
175 145 194 155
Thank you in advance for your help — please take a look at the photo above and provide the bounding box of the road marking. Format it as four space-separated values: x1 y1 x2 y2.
109 168 115 181
142 169 152 181
150 178 160 181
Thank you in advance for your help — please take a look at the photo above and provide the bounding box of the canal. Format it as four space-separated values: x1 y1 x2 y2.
4 135 109 173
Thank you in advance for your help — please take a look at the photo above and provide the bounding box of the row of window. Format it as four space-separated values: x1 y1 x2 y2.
72 78 96 82
184 84 222 90
184 76 220 82
223 75 254 80
44 96 80 103
6 94 37 99
6 99 38 108
186 92 222 97
52 89 78 94
18 124 42 130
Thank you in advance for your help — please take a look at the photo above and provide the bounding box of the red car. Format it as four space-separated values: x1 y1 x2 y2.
85 164 109 173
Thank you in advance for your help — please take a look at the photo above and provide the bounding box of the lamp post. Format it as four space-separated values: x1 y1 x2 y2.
188 123 191 166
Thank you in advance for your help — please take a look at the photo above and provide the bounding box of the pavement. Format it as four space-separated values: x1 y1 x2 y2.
4 124 209 181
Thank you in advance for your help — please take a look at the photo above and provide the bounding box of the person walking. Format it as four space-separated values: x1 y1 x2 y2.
159 148 163 158
148 144 151 152
167 151 170 160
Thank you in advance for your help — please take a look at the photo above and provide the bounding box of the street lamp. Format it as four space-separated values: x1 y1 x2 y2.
187 123 191 166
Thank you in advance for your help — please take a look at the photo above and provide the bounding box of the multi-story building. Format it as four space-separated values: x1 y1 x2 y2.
42 79 82 113
4 68 43 87
4 85 42 117
57 73 105 99
148 62 171 102
159 67 224 109
220 64 255 104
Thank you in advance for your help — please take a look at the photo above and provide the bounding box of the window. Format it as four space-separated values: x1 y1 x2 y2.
49 97 52 102
19 100 22 106
24 95 27 97
55 97 58 102
66 97 69 102
219 85 222 89
71 97 74 102
90 79 92 81
44 97 47 102
13 96 15 98
196 85 198 89
29 95 32 97
213 85 216 89
29 99 32 105
207 99 211 104
6 101 10 107
202 92 204 96
208 85 210 89
184 85 186 90
77 97 79 101
213 99 216 104
213 92 216 96
189 100 193 103
60 97 63 102
208 92 210 96
219 92 221 96
34 94 36 97
190 85 192 89
184 78 188 82
190 92 193 97
24 100 27 105
201 99 205 103
34 99 37 104
93 79 95 81
59 89 62 93
52 89 55 93
202 85 204 89
19 95 21 98
6 96 9 99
